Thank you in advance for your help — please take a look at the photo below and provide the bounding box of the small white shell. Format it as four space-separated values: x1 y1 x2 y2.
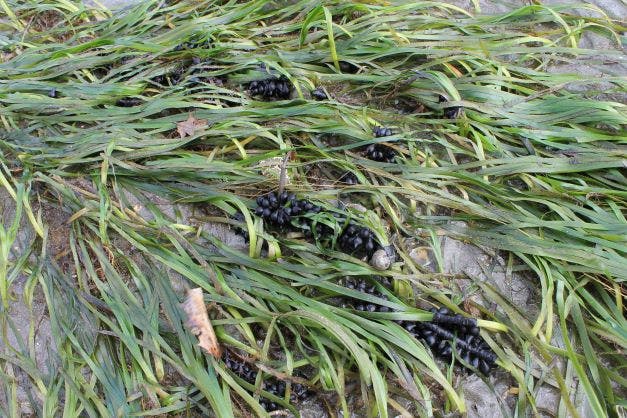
370 249 392 271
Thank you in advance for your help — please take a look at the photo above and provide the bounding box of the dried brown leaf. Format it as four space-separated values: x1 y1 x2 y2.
176 113 208 138
182 288 221 358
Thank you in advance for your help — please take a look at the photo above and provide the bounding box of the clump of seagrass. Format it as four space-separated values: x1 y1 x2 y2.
174 35 212 51
151 57 219 89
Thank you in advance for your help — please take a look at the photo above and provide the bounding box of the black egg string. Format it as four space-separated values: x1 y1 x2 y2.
335 277 497 375
248 76 292 100
223 351 309 412
400 307 497 375
365 126 397 163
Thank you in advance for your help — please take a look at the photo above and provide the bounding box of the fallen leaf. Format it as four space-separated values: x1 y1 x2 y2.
176 113 208 138
182 288 221 358
463 297 482 318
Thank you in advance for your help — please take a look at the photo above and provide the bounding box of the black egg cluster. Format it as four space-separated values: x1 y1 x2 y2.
248 77 292 100
339 277 391 313
399 307 497 375
338 224 381 258
311 87 328 101
290 197 322 217
365 127 396 163
334 278 497 375
439 95 463 119
334 276 497 375
252 192 384 260
365 144 396 163
152 65 187 86
293 200 335 239
255 191 295 229
115 97 143 107
338 61 360 74
254 191 329 234
373 126 393 138
223 351 309 412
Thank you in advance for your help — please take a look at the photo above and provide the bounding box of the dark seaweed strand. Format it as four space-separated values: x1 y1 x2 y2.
223 351 309 412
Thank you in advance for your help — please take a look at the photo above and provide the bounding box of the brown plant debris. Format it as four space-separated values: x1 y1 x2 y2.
176 113 208 138
182 288 221 358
